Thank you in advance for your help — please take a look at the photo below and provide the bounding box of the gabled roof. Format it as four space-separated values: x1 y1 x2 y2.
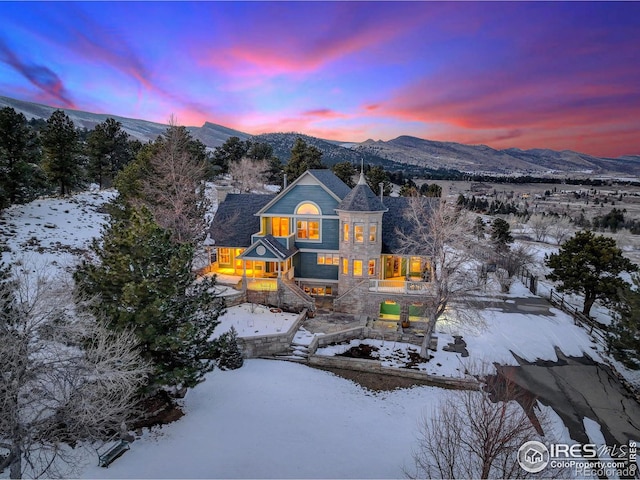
239 234 297 260
257 169 350 215
381 196 439 254
307 169 351 199
209 193 275 247
336 172 387 212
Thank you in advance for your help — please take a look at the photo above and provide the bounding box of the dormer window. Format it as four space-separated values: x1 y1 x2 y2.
295 202 320 241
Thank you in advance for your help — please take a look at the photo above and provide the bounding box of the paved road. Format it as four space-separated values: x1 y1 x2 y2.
498 350 640 446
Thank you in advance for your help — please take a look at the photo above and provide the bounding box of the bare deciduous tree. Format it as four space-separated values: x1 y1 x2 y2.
495 243 536 293
228 157 269 193
548 216 573 245
528 214 553 242
0 267 148 479
140 119 210 244
407 369 566 479
396 197 485 357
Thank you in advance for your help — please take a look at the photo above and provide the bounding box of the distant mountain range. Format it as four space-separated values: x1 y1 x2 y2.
2 95 639 177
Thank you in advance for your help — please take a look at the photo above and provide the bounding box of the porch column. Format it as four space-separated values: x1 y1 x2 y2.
241 261 247 292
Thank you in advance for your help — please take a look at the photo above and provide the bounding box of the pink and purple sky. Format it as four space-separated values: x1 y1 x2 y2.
1 1 639 157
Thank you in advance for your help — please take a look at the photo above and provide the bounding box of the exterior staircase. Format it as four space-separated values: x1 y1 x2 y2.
272 341 310 363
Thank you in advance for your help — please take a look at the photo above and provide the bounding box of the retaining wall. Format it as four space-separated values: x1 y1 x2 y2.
238 309 307 358
307 327 477 390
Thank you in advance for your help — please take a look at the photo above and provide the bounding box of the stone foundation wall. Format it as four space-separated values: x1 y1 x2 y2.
245 281 315 314
307 327 424 355
222 291 246 308
238 309 307 358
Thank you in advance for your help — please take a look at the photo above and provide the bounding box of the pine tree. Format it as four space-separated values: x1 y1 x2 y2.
473 217 486 240
87 118 133 188
74 206 225 390
546 230 638 316
41 110 81 195
212 136 248 174
0 107 43 208
215 326 244 370
284 137 324 183
490 218 513 251
609 275 640 369
332 161 357 188
365 165 392 196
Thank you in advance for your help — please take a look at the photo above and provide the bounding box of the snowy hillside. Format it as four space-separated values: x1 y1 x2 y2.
0 95 249 148
0 187 117 280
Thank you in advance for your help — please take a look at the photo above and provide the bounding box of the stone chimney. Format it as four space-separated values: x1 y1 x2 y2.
216 185 232 203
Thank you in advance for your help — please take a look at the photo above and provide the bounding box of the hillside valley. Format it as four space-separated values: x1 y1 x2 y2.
2 95 639 178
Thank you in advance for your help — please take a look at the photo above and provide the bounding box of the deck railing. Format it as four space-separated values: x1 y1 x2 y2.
246 278 278 291
368 279 431 295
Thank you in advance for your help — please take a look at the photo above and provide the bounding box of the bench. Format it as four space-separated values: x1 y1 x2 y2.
97 439 130 467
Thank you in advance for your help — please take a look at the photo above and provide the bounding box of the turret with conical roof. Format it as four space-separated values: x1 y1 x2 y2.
336 171 387 213
335 171 388 295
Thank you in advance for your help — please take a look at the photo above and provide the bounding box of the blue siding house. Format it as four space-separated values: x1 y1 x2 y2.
208 169 436 321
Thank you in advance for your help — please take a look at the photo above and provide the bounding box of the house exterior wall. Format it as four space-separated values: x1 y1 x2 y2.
262 185 339 215
337 211 384 295
294 251 339 280
293 218 339 251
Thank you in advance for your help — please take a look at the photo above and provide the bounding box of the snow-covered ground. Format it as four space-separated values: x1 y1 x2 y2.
214 303 300 338
0 187 116 284
78 360 448 479
1 189 638 479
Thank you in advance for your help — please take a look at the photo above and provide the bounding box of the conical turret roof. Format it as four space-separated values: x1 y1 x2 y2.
336 172 387 212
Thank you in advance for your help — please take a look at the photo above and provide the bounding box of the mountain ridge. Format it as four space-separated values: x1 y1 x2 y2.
1 95 638 177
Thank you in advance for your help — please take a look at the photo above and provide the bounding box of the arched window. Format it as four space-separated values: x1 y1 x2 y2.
296 203 320 215
295 202 320 240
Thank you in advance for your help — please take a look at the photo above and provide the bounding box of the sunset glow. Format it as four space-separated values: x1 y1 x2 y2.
1 1 638 157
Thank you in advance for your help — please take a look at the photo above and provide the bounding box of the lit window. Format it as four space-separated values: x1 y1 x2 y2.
342 258 348 275
218 248 230 264
353 260 363 276
296 203 320 215
343 223 349 242
355 224 364 243
369 224 377 242
318 253 340 265
295 203 320 240
368 259 376 276
411 257 422 273
297 220 319 240
271 217 289 236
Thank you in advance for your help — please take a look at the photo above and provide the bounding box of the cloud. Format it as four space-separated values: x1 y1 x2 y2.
0 38 75 108
199 2 431 79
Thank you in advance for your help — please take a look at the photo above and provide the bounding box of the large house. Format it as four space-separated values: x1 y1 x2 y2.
207 169 437 326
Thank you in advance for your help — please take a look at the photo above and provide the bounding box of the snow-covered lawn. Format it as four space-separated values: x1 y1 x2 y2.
80 360 448 479
214 303 300 338
437 282 601 366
